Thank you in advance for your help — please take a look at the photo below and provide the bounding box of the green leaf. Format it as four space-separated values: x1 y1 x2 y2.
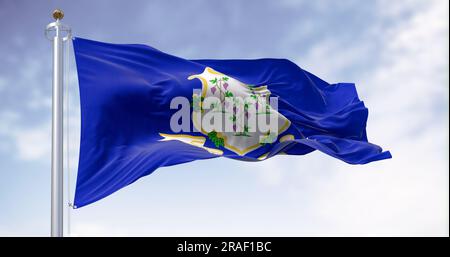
225 91 234 97
209 78 218 84
222 77 229 81
207 131 224 148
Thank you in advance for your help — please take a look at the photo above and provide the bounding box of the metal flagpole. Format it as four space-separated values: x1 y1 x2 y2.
45 9 71 237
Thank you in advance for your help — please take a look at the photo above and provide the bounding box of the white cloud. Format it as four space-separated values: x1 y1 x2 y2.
0 101 80 163
0 110 49 161
0 53 81 163
26 87 52 110
249 0 449 236
14 124 51 161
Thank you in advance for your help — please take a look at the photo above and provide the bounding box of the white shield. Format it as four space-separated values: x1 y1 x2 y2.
188 67 291 156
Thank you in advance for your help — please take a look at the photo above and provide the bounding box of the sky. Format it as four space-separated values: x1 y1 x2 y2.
0 0 448 236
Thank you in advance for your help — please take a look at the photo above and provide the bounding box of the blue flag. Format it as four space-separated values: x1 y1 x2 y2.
72 37 391 208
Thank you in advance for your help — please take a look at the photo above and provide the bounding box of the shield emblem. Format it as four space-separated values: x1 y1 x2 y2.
188 67 291 156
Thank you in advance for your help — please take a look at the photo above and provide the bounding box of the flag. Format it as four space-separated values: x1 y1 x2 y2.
72 37 391 208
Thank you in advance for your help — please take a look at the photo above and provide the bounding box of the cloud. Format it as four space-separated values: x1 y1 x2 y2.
14 124 51 161
248 0 449 236
0 39 81 163
0 103 80 163
0 111 48 161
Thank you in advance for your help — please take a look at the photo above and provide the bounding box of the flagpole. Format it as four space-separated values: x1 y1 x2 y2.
45 9 71 237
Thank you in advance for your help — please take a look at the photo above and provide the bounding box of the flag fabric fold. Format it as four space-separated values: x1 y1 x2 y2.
72 37 391 208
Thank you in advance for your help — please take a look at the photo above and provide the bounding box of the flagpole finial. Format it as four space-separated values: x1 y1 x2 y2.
45 9 71 41
52 9 64 20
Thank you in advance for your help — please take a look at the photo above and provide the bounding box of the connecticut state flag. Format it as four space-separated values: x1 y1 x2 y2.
72 37 391 208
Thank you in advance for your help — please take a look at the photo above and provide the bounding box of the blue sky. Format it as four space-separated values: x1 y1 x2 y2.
0 0 448 236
